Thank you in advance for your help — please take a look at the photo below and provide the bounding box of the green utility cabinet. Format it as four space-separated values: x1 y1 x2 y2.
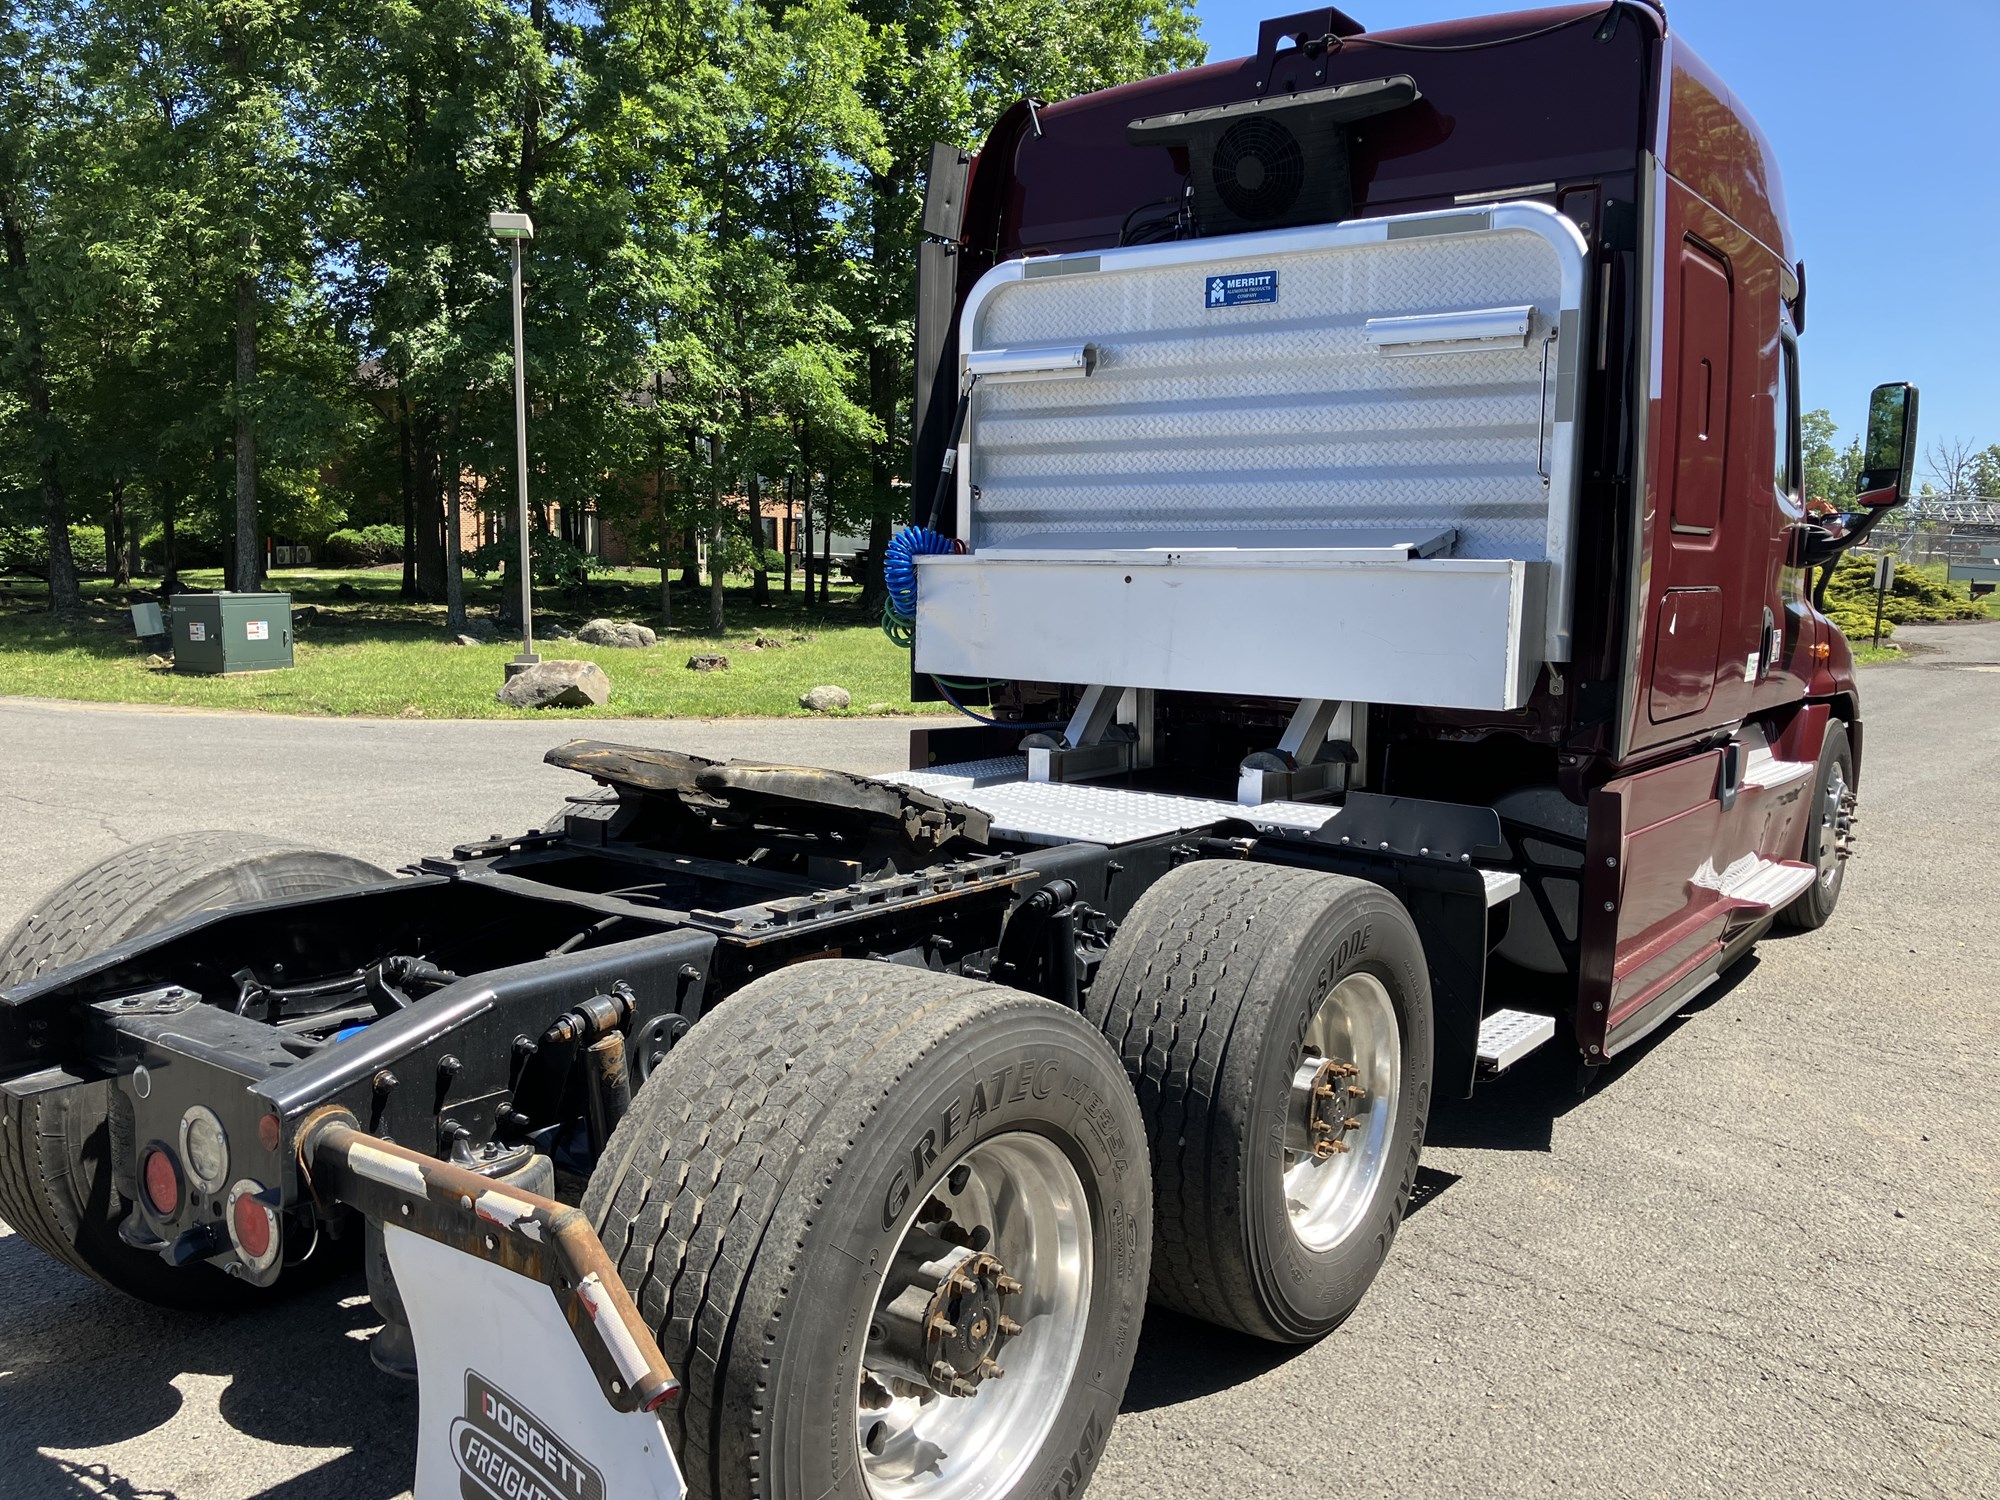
171 592 294 674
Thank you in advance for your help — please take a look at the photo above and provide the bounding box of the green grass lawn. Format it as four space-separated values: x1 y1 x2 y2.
0 567 930 719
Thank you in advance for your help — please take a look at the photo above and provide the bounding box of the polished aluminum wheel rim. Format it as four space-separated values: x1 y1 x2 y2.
1817 762 1852 892
1283 972 1401 1252
858 1131 1091 1500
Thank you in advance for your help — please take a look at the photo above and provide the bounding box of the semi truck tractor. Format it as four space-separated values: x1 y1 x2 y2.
0 6 1918 1499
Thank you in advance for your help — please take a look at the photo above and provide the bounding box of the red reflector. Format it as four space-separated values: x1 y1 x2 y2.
232 1193 274 1261
257 1113 282 1153
142 1148 179 1217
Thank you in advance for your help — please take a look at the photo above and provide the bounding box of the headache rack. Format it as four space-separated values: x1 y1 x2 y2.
913 202 1588 712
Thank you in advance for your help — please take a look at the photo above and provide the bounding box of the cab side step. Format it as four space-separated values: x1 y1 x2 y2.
1475 1008 1557 1074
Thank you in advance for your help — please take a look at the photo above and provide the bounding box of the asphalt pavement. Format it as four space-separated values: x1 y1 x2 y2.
2 630 1996 1500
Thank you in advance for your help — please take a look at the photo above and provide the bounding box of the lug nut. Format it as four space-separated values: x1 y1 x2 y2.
929 1315 957 1338
998 1316 1023 1339
995 1275 1024 1297
948 1164 971 1195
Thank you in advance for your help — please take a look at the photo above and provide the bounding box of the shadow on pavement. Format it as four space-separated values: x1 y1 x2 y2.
1424 954 1759 1154
0 1234 413 1500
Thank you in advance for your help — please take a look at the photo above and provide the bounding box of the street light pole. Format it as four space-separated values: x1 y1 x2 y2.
488 210 538 676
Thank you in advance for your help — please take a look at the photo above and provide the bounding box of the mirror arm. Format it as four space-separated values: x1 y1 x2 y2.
1798 501 1893 574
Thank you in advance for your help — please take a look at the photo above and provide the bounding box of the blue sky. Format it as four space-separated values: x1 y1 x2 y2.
1193 0 1999 462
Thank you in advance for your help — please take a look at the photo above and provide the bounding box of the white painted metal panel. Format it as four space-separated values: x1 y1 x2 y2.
915 551 1544 710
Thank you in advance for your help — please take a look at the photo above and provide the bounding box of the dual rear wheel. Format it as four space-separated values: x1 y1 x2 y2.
586 861 1433 1500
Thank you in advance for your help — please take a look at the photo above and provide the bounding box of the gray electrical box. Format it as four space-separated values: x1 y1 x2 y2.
171 592 294 674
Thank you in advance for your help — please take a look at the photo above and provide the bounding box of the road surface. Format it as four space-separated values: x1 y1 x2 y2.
2 634 1995 1499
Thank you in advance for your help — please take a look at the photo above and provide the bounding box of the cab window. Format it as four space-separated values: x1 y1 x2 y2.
1776 332 1801 497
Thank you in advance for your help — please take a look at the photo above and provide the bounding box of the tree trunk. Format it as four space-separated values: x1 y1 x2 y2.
820 475 834 609
159 480 180 593
108 477 130 585
232 249 260 591
708 437 726 633
414 418 446 602
0 190 81 613
398 388 417 598
864 326 895 613
677 432 701 590
782 474 794 594
441 404 467 631
747 470 768 608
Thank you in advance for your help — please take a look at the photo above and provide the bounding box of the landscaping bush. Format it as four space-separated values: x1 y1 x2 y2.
1823 553 1985 627
138 527 225 570
322 523 405 565
467 531 610 589
0 523 110 573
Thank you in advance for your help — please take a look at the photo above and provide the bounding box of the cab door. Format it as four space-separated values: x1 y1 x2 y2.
1647 237 1732 725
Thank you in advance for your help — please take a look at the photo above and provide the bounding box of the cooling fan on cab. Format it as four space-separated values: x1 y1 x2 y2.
1210 117 1309 223
1129 74 1421 237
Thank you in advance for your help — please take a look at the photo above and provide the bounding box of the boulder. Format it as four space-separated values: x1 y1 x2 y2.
334 582 359 598
452 634 485 648
800 684 851 713
577 617 657 649
686 653 730 672
143 654 172 670
460 617 501 642
540 622 573 640
495 659 612 710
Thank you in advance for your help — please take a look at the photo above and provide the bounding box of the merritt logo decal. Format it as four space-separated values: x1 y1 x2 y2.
1204 270 1278 308
451 1372 605 1500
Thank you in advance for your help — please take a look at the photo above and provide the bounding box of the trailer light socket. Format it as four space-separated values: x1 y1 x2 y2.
140 1145 182 1220
226 1180 282 1277
180 1105 230 1195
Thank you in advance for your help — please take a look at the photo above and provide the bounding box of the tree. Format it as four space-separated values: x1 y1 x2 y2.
836 0 1205 610
0 3 86 612
1969 443 2000 503
1925 436 1979 504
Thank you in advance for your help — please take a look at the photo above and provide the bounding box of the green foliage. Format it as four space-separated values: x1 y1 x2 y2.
323 524 407 565
466 530 611 589
2 0 1206 625
1 524 108 574
1823 553 1987 637
1802 408 1862 508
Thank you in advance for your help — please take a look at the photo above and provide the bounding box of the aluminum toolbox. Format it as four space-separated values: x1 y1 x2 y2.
913 203 1587 711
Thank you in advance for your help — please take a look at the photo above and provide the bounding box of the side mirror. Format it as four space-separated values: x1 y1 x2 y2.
1855 382 1919 508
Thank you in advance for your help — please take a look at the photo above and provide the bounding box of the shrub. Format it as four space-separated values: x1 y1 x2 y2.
322 523 405 566
1823 553 1985 626
138 528 226 570
466 531 610 589
0 523 109 573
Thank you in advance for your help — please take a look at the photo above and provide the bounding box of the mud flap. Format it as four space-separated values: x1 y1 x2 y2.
386 1226 685 1500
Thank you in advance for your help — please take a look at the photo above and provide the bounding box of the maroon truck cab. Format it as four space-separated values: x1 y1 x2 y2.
913 3 1918 1061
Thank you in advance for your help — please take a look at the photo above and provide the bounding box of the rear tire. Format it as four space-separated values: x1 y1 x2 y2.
583 960 1151 1500
0 832 392 1305
1776 723 1853 932
1085 860 1433 1343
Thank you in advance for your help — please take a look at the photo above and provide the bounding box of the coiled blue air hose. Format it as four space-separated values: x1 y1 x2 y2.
881 526 960 648
880 525 1064 731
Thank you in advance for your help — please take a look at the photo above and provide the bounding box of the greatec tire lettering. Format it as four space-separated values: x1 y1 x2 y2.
582 961 1151 1500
